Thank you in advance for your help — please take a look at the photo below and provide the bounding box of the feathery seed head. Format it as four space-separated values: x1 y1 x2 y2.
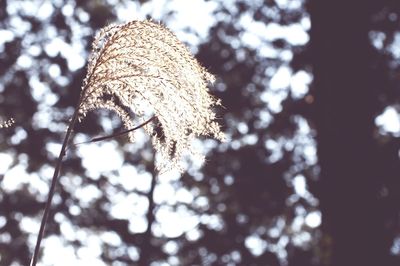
79 20 225 171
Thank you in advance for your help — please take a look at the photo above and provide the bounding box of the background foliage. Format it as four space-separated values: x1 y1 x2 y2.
0 0 399 265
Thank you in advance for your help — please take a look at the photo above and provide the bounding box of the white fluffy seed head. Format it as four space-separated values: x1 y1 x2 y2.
79 20 225 171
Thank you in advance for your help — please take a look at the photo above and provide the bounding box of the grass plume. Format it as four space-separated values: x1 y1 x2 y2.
31 20 224 265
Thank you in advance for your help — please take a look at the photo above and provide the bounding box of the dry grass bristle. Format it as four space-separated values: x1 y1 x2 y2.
78 20 225 171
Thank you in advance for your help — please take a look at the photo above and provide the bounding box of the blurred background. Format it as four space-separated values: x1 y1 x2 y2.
0 0 399 265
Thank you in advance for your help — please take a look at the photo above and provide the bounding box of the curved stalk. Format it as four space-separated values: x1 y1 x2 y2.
30 106 80 266
30 109 155 265
71 115 156 147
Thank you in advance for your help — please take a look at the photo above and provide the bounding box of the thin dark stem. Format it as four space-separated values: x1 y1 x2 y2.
30 113 155 265
71 115 156 147
30 106 81 266
30 47 105 265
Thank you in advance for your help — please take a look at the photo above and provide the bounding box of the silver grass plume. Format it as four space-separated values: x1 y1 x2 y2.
0 118 14 128
78 20 225 171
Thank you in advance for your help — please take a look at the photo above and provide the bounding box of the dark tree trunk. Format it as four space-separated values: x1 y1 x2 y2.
309 1 392 265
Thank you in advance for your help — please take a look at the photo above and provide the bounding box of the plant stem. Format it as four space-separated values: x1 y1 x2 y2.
72 115 156 147
30 109 155 265
90 116 155 142
30 106 81 266
30 54 100 265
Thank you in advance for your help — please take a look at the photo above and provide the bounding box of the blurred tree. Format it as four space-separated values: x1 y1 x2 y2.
309 1 400 265
0 0 399 266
